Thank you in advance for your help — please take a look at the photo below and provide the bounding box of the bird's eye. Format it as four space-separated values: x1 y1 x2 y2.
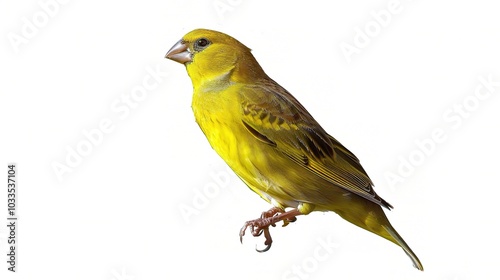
194 38 211 51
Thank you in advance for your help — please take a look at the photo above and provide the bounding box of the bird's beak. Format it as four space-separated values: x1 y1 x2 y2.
165 39 192 64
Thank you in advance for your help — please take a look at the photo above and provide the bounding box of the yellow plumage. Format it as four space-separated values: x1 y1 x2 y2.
165 29 423 270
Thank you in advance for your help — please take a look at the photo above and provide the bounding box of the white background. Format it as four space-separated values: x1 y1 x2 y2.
1 0 500 279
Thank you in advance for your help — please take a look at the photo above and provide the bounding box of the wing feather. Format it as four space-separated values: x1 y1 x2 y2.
240 79 392 209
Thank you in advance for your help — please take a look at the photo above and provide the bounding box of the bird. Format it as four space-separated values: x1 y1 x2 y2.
165 28 423 270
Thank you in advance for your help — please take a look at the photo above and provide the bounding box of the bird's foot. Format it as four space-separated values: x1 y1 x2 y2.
239 207 302 252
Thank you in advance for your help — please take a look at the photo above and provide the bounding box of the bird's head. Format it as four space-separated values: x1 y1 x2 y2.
165 29 267 88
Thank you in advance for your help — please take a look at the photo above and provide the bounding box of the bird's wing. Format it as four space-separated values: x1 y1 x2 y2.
240 79 392 209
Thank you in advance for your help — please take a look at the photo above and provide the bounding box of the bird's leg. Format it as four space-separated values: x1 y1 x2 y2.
260 207 298 227
239 208 302 252
261 207 284 220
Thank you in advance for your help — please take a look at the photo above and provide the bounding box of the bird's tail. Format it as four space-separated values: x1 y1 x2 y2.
335 202 424 270
382 224 424 271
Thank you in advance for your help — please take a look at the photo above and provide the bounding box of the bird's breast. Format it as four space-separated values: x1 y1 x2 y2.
191 87 247 167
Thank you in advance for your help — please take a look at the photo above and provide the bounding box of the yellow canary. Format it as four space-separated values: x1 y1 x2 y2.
165 29 423 270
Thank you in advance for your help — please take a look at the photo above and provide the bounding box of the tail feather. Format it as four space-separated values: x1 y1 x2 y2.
332 198 423 270
383 225 424 271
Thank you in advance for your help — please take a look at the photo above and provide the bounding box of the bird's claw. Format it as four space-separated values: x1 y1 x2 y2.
255 227 273 252
239 207 285 251
239 219 267 241
240 207 301 252
240 219 273 252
